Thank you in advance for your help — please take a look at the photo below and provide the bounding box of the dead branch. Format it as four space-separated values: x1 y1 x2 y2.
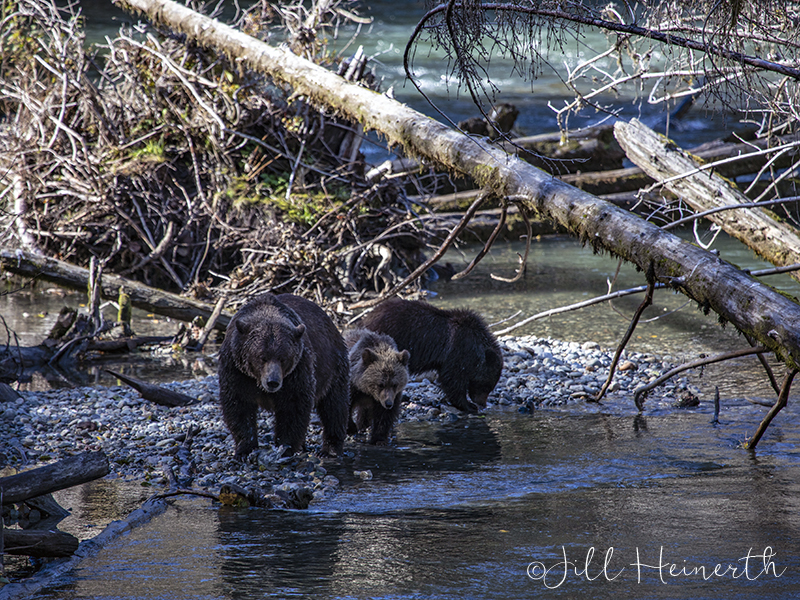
744 368 798 450
593 279 655 403
633 347 770 410
104 369 196 407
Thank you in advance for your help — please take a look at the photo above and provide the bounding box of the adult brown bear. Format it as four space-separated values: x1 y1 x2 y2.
218 293 349 459
360 299 503 413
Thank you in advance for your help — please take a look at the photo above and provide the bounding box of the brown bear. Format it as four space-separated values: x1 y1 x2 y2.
344 328 410 445
360 299 503 413
218 293 349 459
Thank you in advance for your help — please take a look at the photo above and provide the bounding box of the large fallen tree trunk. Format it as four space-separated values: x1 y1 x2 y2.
0 250 232 332
615 119 800 283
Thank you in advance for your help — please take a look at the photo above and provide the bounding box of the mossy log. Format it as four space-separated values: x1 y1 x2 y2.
112 0 800 370
616 119 800 283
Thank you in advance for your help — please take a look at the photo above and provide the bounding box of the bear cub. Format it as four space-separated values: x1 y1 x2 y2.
218 293 349 459
360 298 503 413
345 328 410 445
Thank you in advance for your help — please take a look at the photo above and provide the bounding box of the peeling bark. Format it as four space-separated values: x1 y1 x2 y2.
616 118 800 283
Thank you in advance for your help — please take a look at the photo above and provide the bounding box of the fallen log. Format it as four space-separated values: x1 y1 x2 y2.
104 369 196 407
499 123 627 173
0 451 109 505
112 0 800 372
559 131 800 196
616 119 800 283
0 250 233 332
2 528 79 558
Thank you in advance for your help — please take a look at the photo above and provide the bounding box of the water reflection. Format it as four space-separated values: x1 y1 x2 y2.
28 400 800 600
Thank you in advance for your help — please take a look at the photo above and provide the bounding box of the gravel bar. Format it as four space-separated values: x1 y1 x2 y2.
1 335 693 507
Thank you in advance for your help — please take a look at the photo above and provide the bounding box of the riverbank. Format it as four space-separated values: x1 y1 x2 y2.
1 334 689 504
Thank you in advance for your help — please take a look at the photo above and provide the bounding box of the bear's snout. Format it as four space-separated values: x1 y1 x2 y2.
261 361 284 393
379 390 395 409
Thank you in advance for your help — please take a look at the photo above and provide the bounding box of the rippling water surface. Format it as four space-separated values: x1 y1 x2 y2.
32 401 800 600
12 3 800 599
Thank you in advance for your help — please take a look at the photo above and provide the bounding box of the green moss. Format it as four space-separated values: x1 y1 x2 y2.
128 138 165 161
226 172 348 226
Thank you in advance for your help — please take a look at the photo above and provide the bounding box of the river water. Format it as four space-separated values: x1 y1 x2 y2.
8 1 800 599
29 403 800 599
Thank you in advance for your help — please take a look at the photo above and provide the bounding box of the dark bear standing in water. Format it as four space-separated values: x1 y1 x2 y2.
218 293 349 459
344 328 410 445
360 299 503 413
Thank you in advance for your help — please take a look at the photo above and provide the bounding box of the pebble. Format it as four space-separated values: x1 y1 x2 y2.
0 334 691 507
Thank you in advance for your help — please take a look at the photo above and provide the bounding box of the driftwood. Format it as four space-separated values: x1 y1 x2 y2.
104 369 196 407
0 381 21 402
2 528 79 558
113 0 800 370
0 249 232 331
560 131 800 196
0 451 109 505
616 119 800 283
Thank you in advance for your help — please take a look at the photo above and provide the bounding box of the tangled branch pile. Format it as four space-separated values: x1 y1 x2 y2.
0 0 443 314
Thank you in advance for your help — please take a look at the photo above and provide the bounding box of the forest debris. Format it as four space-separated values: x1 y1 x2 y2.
104 369 196 407
0 0 436 315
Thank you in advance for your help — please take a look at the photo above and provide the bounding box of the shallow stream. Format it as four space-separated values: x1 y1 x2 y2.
6 1 800 598
32 400 800 599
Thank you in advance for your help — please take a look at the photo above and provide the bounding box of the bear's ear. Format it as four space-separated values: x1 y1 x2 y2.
398 349 410 366
235 318 250 335
362 348 378 366
294 323 306 339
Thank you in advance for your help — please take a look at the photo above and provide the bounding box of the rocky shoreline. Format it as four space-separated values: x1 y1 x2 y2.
2 333 692 508
1 335 690 510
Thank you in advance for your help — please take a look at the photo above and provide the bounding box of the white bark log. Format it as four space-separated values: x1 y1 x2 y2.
616 118 800 282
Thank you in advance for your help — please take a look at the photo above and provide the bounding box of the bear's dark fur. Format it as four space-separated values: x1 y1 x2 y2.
344 328 410 445
360 299 503 413
218 293 349 459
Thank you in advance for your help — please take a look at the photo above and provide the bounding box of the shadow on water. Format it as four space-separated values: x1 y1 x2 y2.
32 400 800 600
